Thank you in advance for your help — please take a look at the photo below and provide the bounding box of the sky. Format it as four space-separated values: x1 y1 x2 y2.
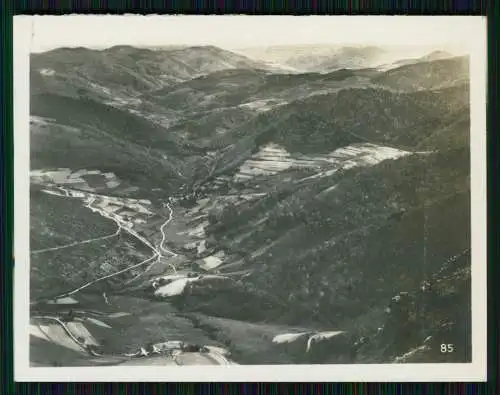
17 15 483 54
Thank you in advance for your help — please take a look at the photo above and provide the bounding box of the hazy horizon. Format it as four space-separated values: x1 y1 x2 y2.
20 15 478 54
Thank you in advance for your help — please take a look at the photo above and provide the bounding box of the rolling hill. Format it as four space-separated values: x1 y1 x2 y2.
31 45 270 100
373 56 469 92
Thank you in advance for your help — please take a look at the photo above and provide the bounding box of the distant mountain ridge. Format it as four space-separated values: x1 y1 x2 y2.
389 50 455 68
238 45 460 73
241 45 387 72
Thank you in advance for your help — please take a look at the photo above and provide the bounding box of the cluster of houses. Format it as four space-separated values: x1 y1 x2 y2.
124 340 233 365
92 195 154 226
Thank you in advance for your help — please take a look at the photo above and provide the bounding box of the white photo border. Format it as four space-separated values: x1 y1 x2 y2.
13 15 487 382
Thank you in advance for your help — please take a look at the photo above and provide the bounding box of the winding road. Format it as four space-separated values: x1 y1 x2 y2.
159 200 178 257
123 199 178 284
33 315 92 353
32 194 122 255
32 314 233 364
31 230 120 255
47 187 179 298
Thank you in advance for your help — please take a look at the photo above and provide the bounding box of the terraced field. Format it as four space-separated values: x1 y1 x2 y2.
30 293 237 366
234 142 411 182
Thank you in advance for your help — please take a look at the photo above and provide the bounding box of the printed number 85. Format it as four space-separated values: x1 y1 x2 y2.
440 344 454 353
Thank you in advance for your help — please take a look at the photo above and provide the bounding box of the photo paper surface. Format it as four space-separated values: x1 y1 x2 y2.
14 15 487 382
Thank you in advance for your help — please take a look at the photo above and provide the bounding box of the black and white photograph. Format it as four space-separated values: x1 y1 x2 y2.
14 15 487 381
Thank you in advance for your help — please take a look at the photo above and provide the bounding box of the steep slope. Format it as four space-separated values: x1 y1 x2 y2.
183 246 471 364
417 111 470 151
389 50 455 69
30 93 190 191
139 67 380 155
31 45 269 102
141 66 374 115
191 80 466 187
373 56 469 92
29 183 158 299
221 82 469 157
182 145 469 320
353 247 472 364
143 68 271 113
31 47 169 103
161 45 268 75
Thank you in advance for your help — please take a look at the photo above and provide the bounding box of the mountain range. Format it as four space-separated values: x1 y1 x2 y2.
29 44 471 366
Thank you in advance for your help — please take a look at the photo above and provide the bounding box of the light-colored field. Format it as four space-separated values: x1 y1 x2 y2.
30 321 87 353
202 255 224 270
46 297 79 305
238 99 288 113
30 166 140 197
234 142 410 182
66 322 100 346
